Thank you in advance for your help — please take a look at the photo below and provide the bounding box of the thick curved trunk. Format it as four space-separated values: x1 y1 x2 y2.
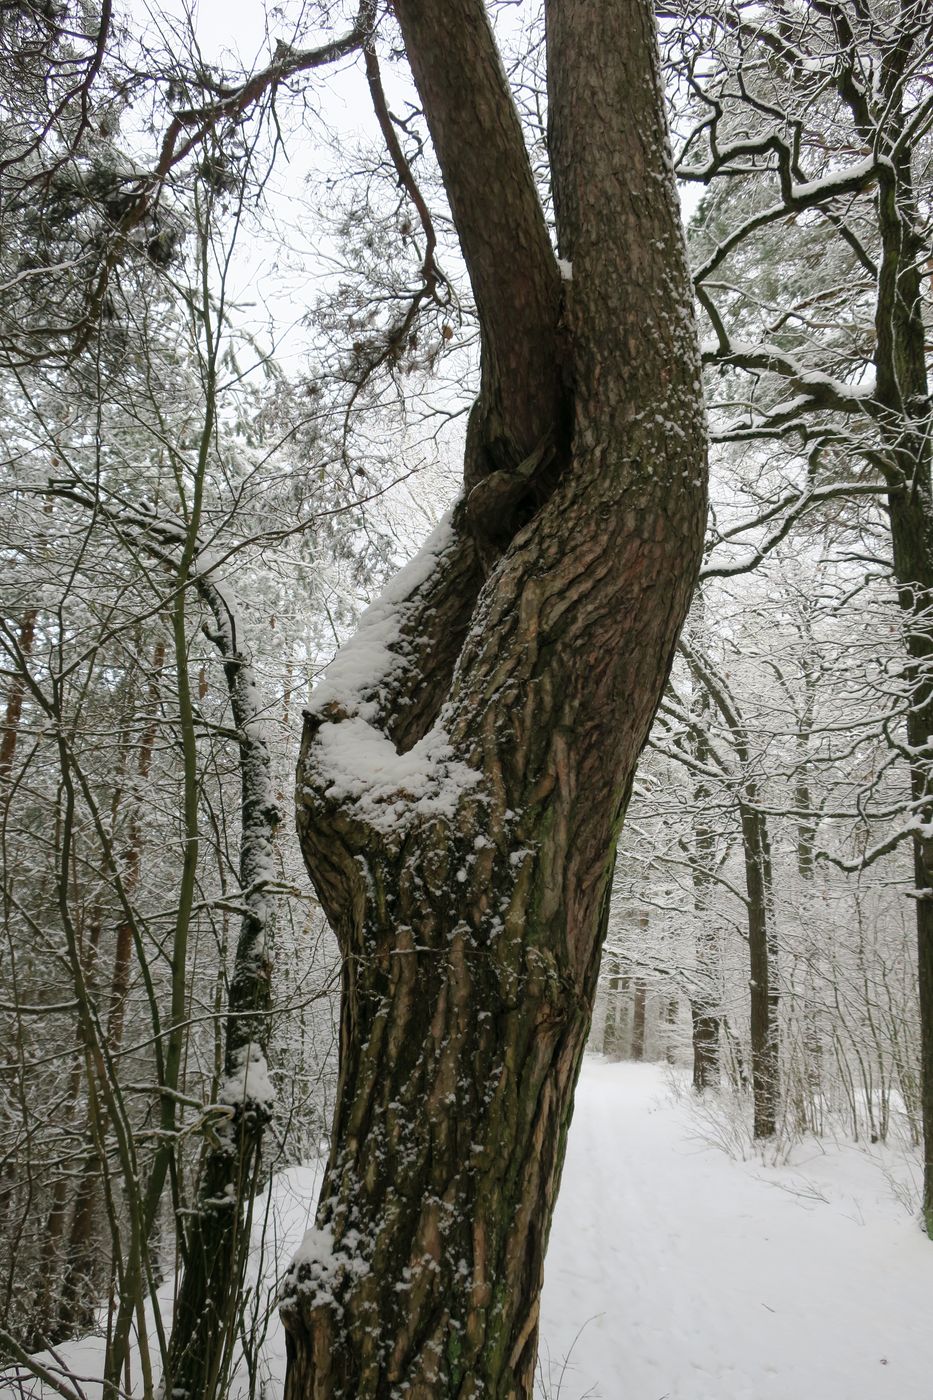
284 1 707 1393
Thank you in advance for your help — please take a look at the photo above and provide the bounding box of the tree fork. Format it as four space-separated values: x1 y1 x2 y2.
285 1 707 1393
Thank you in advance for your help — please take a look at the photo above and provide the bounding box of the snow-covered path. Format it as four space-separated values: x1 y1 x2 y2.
15 1058 931 1399
537 1060 930 1400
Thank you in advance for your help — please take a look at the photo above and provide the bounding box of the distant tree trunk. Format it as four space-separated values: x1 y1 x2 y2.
741 795 779 1139
631 979 647 1062
630 908 649 1061
691 1000 720 1090
689 672 720 1090
602 954 623 1056
662 996 678 1064
0 607 37 781
281 1 707 1394
681 642 778 1136
792 648 823 1094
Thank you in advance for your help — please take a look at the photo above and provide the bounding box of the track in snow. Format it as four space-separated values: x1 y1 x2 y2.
537 1059 929 1400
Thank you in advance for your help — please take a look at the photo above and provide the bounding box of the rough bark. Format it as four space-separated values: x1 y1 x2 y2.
284 1 706 1395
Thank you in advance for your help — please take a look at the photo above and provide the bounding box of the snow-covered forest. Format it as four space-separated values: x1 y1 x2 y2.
0 1 930 1397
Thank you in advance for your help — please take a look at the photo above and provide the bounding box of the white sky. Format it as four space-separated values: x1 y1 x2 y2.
131 0 701 360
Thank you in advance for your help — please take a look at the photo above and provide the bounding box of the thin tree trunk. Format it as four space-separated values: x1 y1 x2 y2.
741 797 779 1139
631 980 647 1062
0 608 37 781
630 908 649 1061
689 673 720 1090
163 574 279 1400
107 638 165 1050
27 908 102 1347
52 638 166 1342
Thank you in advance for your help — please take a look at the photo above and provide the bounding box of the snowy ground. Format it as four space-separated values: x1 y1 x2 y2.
536 1061 929 1400
11 1059 931 1399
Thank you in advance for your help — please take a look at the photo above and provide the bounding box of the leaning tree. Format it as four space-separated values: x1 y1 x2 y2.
282 0 707 1395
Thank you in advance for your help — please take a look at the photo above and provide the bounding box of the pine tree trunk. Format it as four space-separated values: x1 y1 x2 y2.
283 1 706 1393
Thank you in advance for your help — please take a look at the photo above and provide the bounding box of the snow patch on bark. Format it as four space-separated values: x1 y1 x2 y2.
220 1043 275 1109
309 715 479 831
301 512 480 830
286 1222 370 1309
306 512 456 723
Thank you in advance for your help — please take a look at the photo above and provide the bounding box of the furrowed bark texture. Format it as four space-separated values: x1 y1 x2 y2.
285 1 707 1394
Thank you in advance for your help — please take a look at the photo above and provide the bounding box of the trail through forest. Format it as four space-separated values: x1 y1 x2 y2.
538 1061 928 1400
18 1060 930 1400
